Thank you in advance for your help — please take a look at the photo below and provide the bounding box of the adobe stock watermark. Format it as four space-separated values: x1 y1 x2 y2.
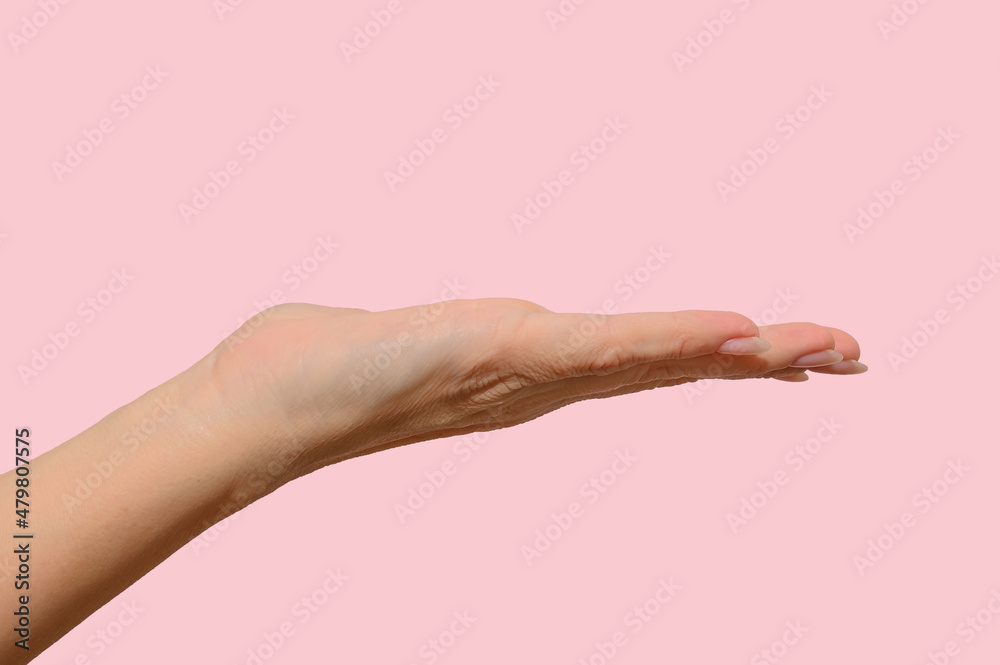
683 287 800 405
521 449 638 566
576 578 681 665
51 65 169 183
221 234 341 349
750 620 809 665
348 278 469 394
726 417 844 534
604 245 671 304
887 254 997 372
552 245 672 366
852 459 970 576
919 587 1000 665
672 0 758 73
214 0 251 21
7 0 73 54
241 568 350 665
188 435 309 557
179 106 296 224
717 85 834 203
545 0 592 31
511 116 628 234
61 395 180 513
393 431 491 525
82 600 144 659
49 600 145 662
340 0 418 63
17 268 136 386
405 611 477 665
384 75 501 192
843 126 959 244
877 0 933 41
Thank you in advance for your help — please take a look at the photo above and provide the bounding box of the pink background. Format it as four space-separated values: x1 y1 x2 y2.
3 0 1000 663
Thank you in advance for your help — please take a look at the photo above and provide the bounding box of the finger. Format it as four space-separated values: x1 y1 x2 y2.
803 325 866 374
520 310 760 381
755 322 839 366
569 321 841 383
816 325 862 360
483 320 848 407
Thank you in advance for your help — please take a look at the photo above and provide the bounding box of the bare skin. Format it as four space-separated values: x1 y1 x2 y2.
0 298 866 662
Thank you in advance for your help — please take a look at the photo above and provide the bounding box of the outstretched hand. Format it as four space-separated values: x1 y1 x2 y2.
204 299 866 480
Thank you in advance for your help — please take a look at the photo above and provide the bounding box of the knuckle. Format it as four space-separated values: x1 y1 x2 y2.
588 343 630 376
799 322 835 346
669 330 701 360
585 317 632 376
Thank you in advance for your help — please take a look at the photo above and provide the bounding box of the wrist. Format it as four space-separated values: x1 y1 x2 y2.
163 356 300 526
199 319 367 487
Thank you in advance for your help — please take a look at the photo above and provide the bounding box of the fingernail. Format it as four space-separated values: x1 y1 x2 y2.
790 350 844 368
717 337 772 355
808 360 869 375
775 372 810 382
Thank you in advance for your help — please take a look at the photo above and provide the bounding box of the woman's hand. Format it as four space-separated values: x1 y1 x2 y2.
204 299 866 483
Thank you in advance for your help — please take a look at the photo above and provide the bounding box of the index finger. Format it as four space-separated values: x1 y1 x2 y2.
520 309 761 380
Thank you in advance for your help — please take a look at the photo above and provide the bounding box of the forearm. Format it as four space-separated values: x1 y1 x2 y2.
0 359 282 663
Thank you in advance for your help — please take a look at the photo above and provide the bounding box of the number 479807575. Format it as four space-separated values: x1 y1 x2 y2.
14 428 31 525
